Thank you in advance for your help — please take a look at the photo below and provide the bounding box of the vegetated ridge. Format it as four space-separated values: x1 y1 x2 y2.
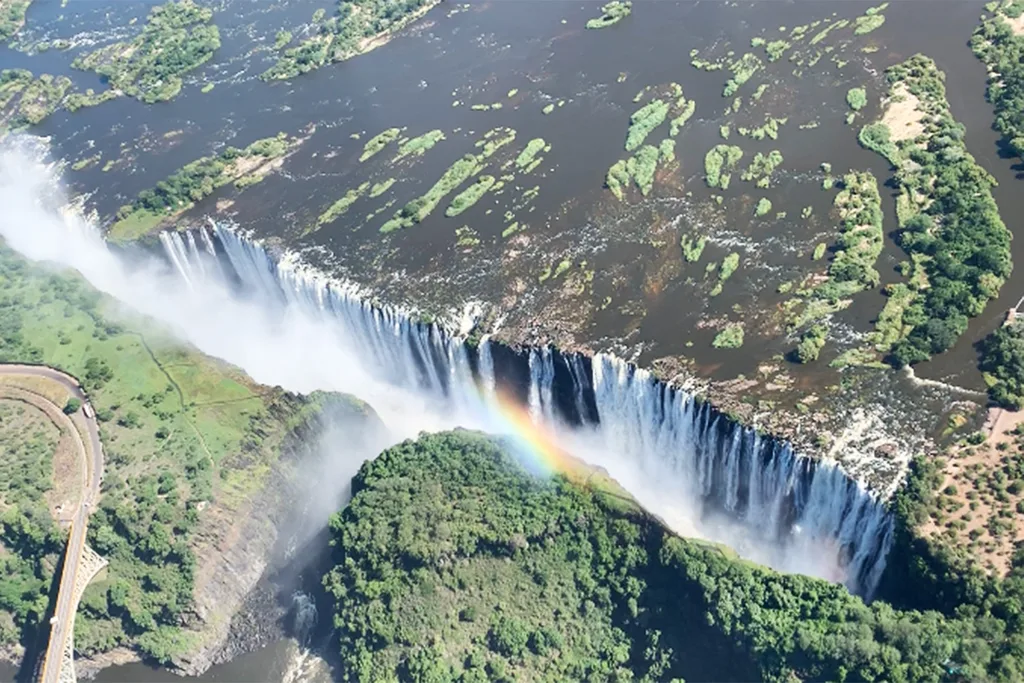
325 429 1024 682
858 55 1011 367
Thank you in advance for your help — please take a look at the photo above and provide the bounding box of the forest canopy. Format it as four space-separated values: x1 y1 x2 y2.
860 55 1011 367
73 0 220 104
324 429 1024 682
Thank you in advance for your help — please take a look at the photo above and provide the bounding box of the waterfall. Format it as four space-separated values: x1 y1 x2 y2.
289 591 318 646
158 224 893 599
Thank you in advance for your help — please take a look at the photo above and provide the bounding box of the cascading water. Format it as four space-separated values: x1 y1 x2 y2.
289 592 318 646
160 224 894 599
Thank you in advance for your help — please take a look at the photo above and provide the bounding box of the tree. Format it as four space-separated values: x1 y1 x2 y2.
63 397 81 414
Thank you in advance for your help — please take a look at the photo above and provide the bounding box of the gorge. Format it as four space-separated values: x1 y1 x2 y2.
0 141 894 605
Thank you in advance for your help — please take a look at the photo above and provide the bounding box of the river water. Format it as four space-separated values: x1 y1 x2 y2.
2 0 1018 679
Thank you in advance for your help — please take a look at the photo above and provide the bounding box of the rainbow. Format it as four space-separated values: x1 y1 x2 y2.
483 387 578 477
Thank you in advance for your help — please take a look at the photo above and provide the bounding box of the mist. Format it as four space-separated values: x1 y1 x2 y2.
0 138 884 596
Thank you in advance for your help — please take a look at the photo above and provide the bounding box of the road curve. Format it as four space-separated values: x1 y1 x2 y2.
0 365 105 683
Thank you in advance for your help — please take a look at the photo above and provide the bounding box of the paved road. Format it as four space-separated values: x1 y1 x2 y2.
0 365 104 683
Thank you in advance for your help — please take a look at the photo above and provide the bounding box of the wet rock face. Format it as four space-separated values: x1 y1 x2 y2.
172 452 295 676
209 582 288 670
169 402 386 677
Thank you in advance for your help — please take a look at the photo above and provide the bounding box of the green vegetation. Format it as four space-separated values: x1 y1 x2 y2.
737 116 787 140
360 127 402 162
71 155 101 172
395 129 445 161
658 138 675 162
515 138 547 169
73 0 220 104
262 0 438 80
0 244 370 661
681 234 706 262
0 0 31 41
709 253 739 296
273 30 291 50
979 320 1024 408
369 178 396 198
0 71 71 133
669 100 696 136
722 53 762 97
857 122 897 162
719 253 739 281
854 3 888 35
626 145 658 196
0 398 61 648
847 86 868 111
866 283 916 353
63 397 82 414
812 242 827 260
740 150 783 187
793 324 827 363
446 175 496 217
825 171 883 293
108 134 294 242
330 430 1024 682
625 99 669 151
703 144 743 189
317 182 370 228
972 6 1024 160
862 56 1011 366
605 160 630 201
63 88 119 113
712 323 744 348
754 197 772 217
381 127 516 233
585 0 632 29
764 39 790 61
606 143 660 199
454 225 480 248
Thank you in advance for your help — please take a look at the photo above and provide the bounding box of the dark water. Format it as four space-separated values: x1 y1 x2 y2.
13 0 1008 393
2 0 1020 679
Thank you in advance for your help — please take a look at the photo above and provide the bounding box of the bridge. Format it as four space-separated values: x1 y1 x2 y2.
0 366 106 683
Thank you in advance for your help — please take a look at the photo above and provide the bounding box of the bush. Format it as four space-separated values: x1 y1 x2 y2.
489 616 529 657
793 325 827 363
63 397 82 414
846 87 868 111
712 323 744 349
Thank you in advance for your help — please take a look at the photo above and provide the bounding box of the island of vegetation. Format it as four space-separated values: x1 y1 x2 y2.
858 55 1010 367
261 0 440 81
107 133 299 242
605 83 693 199
0 243 375 667
971 0 1024 160
379 127 516 233
585 1 632 30
0 0 32 41
72 0 220 104
0 69 71 135
325 429 1024 682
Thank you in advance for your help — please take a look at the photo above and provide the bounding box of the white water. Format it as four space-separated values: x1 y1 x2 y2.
0 143 892 598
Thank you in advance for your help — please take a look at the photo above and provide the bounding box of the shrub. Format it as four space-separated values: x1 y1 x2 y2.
713 323 744 349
